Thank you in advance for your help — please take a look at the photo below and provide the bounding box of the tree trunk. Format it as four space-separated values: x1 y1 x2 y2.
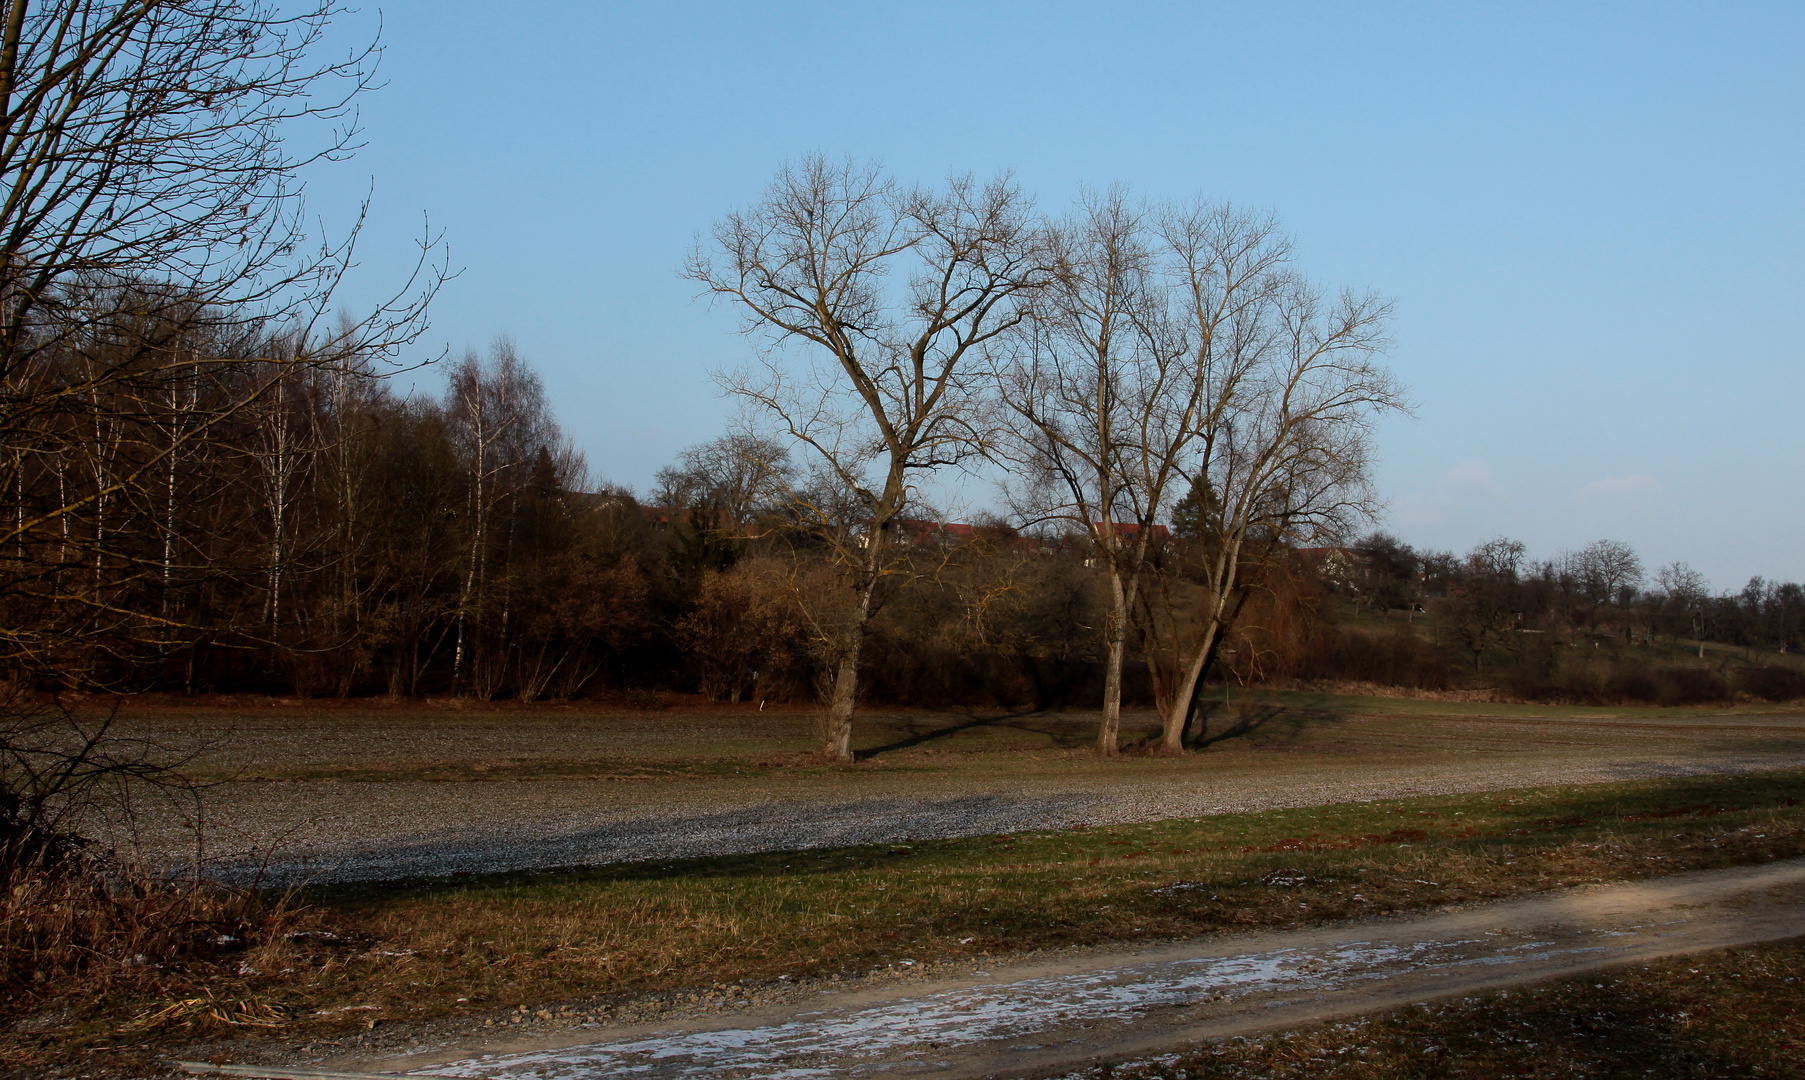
821 560 878 762
1159 542 1246 754
1161 615 1223 753
1098 570 1129 757
824 650 859 762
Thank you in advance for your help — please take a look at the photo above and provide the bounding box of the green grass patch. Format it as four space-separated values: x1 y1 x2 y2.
287 772 1805 1019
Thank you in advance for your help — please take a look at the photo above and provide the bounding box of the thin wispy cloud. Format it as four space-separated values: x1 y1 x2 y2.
1578 473 1659 499
1443 460 1501 498
1394 460 1502 528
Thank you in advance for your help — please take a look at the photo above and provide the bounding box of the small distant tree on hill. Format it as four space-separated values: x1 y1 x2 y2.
1443 537 1528 673
1657 561 1710 658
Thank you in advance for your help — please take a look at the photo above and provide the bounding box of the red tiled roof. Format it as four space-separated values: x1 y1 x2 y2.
1092 521 1171 540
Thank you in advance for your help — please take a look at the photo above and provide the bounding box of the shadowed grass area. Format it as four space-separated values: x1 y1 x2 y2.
1193 687 1805 722
1074 936 1805 1079
127 777 1805 1022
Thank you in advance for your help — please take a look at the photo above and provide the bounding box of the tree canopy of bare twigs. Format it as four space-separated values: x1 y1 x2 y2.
652 433 794 530
0 0 446 682
687 154 1052 760
995 196 1404 753
1145 202 1405 750
995 186 1207 755
0 1 445 877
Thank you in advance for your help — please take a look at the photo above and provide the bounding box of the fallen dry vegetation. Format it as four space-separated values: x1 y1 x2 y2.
10 769 1805 1076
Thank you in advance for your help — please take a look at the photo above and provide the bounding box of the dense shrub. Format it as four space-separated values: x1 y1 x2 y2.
1736 664 1805 702
1310 626 1457 690
857 638 1149 711
1504 665 1738 706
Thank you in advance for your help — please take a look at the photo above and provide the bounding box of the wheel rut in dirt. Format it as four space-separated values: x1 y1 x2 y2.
318 858 1805 1080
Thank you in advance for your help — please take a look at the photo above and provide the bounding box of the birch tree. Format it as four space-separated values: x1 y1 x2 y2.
0 1 443 684
443 341 562 697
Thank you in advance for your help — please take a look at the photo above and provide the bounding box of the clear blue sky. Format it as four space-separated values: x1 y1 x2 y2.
312 2 1803 590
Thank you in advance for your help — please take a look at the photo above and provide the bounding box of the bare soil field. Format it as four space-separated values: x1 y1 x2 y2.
101 693 1805 883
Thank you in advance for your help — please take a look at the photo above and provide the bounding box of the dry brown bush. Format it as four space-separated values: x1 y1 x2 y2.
2 853 301 1008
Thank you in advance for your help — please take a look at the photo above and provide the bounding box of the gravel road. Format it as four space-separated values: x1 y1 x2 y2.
156 746 1805 885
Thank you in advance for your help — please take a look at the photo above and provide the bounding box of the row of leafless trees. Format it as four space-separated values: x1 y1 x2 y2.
687 158 1407 758
1337 532 1804 671
0 0 457 890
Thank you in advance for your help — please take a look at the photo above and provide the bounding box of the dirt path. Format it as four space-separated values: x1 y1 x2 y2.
309 859 1805 1080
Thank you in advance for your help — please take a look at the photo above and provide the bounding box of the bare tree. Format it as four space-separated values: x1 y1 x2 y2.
1657 560 1710 658
1444 536 1529 673
652 433 794 529
1147 203 1404 752
1569 539 1643 635
442 341 567 697
0 1 445 684
687 155 1051 760
994 186 1204 755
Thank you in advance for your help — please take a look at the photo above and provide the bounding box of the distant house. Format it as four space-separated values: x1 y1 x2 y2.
1091 521 1171 543
891 518 982 548
1080 521 1172 567
873 518 1050 554
1294 546 1358 590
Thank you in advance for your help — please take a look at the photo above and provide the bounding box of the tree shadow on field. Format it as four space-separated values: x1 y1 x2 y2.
1190 703 1339 750
855 709 1086 759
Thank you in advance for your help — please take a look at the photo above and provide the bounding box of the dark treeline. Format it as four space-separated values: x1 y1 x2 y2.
1231 534 1805 706
12 333 1797 711
1 336 640 701
1 333 1114 705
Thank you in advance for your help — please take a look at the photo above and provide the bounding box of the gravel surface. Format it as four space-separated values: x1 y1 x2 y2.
137 747 1805 885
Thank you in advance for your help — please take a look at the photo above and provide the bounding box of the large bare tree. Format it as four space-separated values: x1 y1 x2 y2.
998 197 1401 754
687 155 1050 761
1147 203 1404 751
995 186 1205 755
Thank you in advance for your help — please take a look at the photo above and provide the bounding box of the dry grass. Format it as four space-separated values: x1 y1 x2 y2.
1 862 299 996
0 856 311 1077
1077 937 1805 1079
298 775 1805 1011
